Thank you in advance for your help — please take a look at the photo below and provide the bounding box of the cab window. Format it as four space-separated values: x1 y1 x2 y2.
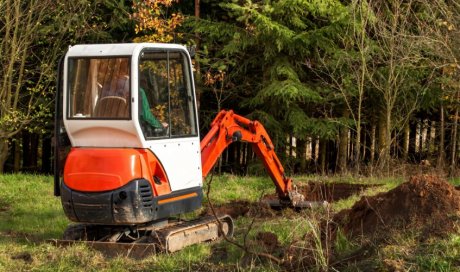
138 51 197 138
68 57 130 119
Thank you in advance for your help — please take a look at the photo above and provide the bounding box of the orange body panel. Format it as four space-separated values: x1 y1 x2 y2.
64 148 171 195
138 149 171 196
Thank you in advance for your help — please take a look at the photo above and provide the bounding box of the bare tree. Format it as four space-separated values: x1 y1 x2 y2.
315 0 373 173
0 0 98 171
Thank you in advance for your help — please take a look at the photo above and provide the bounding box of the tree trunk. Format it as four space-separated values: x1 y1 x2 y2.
362 128 367 162
421 119 428 155
0 138 9 173
438 102 446 168
22 131 31 170
288 134 293 159
418 120 423 155
13 139 20 172
377 113 388 170
311 137 317 164
383 106 392 171
409 120 417 162
427 121 435 157
354 116 361 173
236 142 242 174
450 94 459 173
320 139 327 175
328 139 337 173
297 138 306 173
42 136 52 173
194 0 202 110
370 124 376 166
338 110 349 173
403 122 410 161
30 133 39 171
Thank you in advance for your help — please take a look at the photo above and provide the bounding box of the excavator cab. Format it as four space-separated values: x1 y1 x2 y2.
55 44 204 225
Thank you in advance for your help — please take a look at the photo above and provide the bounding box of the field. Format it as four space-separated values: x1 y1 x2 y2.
0 174 460 271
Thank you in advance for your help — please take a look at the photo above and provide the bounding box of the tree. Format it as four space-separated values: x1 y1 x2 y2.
191 0 349 172
0 0 119 172
364 1 448 170
131 0 184 43
314 0 374 173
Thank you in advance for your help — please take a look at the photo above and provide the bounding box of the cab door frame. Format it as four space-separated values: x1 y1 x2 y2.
135 46 202 192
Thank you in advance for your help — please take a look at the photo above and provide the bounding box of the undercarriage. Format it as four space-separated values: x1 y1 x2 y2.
52 214 234 258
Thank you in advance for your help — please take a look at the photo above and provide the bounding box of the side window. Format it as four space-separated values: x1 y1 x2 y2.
169 54 193 136
139 51 197 139
139 54 169 137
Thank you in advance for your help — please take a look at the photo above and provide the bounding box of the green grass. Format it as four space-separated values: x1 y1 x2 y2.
0 173 459 271
449 177 460 186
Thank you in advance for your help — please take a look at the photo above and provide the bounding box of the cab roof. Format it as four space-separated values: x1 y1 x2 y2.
66 43 188 57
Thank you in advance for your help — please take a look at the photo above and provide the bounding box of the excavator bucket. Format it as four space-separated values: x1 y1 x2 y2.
264 190 329 209
265 199 329 209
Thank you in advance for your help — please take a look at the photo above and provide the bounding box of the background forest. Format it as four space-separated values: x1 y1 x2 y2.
1 0 460 177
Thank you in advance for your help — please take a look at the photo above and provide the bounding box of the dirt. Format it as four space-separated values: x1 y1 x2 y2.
206 176 460 270
260 182 376 206
334 175 460 240
0 199 10 212
11 252 33 263
283 175 460 270
208 245 229 264
204 182 375 220
256 231 280 254
202 200 277 219
298 182 376 202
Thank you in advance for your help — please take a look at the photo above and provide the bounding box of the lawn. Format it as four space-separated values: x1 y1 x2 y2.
0 174 459 271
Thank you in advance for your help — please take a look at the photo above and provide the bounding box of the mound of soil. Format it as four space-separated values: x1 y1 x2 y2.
335 175 460 240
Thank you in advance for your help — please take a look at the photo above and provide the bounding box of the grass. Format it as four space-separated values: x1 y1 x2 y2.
0 173 459 271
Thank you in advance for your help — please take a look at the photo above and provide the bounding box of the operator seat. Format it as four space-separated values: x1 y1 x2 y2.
93 96 128 118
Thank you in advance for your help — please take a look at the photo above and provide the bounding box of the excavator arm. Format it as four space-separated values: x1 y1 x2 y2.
200 110 305 206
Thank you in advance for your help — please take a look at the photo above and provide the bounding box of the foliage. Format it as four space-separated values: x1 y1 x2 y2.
191 0 350 143
132 0 184 43
0 0 85 170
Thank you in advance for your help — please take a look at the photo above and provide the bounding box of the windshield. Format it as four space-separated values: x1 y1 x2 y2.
68 57 131 119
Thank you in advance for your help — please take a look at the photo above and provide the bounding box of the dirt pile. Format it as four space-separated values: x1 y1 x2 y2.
335 175 460 239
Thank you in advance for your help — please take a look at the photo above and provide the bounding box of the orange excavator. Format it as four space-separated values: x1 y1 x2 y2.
53 43 312 256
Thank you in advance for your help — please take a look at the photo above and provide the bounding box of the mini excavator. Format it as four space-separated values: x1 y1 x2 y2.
53 43 313 257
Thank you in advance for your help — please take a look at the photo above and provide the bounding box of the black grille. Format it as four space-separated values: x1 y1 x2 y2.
138 182 153 207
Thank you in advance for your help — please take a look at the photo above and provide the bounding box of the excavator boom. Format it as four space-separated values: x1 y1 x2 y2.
200 110 307 206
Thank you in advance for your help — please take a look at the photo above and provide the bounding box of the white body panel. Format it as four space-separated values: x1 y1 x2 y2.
63 43 203 192
148 137 202 191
